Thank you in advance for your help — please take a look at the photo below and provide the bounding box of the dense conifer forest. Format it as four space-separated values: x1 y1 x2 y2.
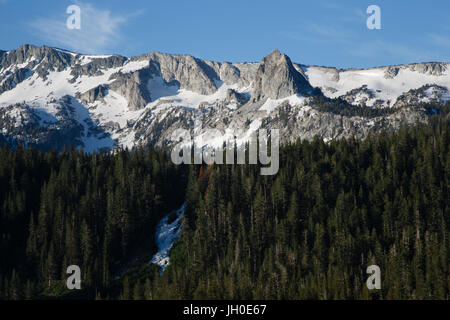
0 105 448 300
0 146 185 299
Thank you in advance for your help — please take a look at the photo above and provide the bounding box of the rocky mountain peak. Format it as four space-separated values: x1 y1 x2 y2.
252 49 313 101
140 51 219 95
0 44 76 80
0 44 449 153
6 44 72 66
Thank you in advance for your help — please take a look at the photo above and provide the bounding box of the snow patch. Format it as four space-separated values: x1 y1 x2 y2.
147 76 180 101
260 95 308 114
120 59 149 73
150 203 186 273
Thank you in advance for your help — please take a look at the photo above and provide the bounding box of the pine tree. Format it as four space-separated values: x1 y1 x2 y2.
122 276 130 300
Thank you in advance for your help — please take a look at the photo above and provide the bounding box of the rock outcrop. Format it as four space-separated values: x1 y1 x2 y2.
76 85 108 104
0 68 34 94
136 52 219 95
252 49 313 101
0 44 448 153
408 62 447 76
384 66 400 79
70 55 127 81
225 88 248 105
219 62 240 85
108 70 152 111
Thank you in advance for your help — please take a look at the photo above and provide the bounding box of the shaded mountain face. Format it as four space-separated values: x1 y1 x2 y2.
0 44 449 151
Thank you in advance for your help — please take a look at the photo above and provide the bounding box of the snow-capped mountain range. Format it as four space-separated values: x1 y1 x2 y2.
0 44 449 151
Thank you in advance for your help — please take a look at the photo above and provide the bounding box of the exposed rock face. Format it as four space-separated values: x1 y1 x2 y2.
252 49 313 101
70 55 127 81
76 85 108 104
110 79 150 111
409 62 447 76
383 63 447 79
384 66 400 79
108 70 152 111
225 88 248 105
137 52 219 95
1 45 70 69
306 65 340 82
219 62 240 85
0 44 449 153
0 68 34 94
130 94 435 150
326 68 340 82
0 45 75 80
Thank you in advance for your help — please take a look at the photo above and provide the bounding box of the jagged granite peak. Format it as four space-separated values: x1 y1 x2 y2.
134 51 218 95
252 49 313 101
0 44 75 79
0 44 449 152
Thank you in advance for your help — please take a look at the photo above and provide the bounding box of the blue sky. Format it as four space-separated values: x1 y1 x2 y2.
0 0 449 68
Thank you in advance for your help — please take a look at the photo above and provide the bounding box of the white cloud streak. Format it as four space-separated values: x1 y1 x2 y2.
29 2 142 54
428 33 450 49
348 39 436 65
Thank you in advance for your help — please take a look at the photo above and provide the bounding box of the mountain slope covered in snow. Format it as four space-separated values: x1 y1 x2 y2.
0 45 448 151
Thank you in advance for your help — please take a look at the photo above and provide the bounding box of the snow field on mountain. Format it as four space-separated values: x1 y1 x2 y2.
305 66 450 107
1 46 449 152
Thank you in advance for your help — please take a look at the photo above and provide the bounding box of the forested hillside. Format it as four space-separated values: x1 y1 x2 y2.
0 107 448 300
0 146 185 299
152 111 449 300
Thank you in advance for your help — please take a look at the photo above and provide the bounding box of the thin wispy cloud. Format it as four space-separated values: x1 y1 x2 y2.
348 40 435 65
320 1 366 23
428 33 450 49
280 3 364 47
308 23 354 43
281 21 355 46
29 2 143 54
319 1 340 10
281 6 445 67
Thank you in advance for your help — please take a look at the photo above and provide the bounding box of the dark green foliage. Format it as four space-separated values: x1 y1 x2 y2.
0 107 448 300
148 112 449 300
310 96 397 118
0 145 185 299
